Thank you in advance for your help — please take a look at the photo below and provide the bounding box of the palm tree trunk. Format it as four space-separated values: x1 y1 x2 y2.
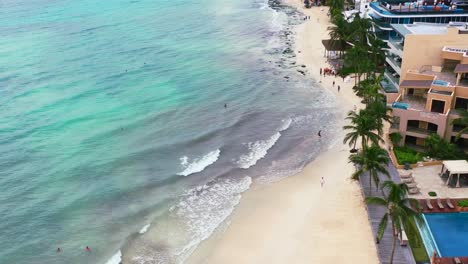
390 225 397 264
369 169 372 195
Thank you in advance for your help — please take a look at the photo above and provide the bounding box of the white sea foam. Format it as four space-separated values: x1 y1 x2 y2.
237 119 291 169
171 176 252 261
280 117 292 131
139 224 150 234
177 149 220 176
105 250 122 264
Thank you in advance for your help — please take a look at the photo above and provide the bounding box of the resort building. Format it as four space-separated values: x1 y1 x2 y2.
384 22 468 149
368 0 468 41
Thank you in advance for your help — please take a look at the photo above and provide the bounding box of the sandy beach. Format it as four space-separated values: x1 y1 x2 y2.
186 3 379 264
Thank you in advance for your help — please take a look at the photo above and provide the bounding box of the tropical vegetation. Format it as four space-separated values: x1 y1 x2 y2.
366 181 423 264
326 0 427 262
450 109 468 140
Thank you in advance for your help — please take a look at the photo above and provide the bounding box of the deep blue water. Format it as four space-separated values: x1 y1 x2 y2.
425 213 468 257
0 0 340 263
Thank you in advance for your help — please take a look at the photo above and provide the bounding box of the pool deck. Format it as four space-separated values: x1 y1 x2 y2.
402 165 468 199
438 257 468 264
417 198 468 213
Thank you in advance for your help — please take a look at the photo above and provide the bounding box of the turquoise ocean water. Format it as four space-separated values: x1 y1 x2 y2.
0 0 340 263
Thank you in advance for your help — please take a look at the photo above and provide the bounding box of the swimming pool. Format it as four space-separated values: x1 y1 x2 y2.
422 213 468 257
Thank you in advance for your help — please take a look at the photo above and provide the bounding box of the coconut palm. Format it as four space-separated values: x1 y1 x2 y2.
366 181 423 264
343 110 383 150
367 99 392 136
328 15 350 42
450 108 468 140
344 44 369 85
367 34 387 75
349 144 390 192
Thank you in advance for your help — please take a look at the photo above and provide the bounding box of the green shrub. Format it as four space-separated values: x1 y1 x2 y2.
425 134 467 160
458 200 468 207
390 132 402 146
394 146 423 165
428 192 437 197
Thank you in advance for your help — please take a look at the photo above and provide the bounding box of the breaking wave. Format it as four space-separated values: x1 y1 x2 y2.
177 149 221 176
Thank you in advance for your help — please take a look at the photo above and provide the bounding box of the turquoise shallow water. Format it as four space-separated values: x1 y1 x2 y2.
0 0 340 263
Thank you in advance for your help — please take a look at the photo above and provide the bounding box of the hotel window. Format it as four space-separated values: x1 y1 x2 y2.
455 97 468 110
431 99 446 114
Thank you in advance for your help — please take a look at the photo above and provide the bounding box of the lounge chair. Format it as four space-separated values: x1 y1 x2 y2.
399 230 408 246
453 257 462 264
447 199 455 209
426 199 434 210
402 177 414 183
406 182 418 188
437 198 445 209
400 171 412 178
408 188 420 194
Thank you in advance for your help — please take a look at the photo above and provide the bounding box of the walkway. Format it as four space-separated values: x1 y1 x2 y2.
359 161 416 264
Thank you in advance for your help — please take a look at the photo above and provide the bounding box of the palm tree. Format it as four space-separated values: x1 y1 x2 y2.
344 44 369 85
343 110 383 150
328 15 350 42
349 144 390 192
366 181 423 264
367 99 392 137
450 108 468 140
367 34 387 75
347 14 372 45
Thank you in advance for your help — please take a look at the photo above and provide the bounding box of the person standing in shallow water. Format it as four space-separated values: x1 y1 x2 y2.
318 130 321 137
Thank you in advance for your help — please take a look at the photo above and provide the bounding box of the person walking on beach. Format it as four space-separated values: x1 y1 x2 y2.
320 177 325 187
319 68 322 76
353 104 357 112
332 80 335 87
337 85 340 92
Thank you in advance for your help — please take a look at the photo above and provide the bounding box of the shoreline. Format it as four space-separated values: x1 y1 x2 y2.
185 2 379 264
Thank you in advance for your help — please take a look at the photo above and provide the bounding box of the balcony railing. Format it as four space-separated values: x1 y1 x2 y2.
386 56 402 74
370 2 465 15
388 37 404 51
406 126 436 136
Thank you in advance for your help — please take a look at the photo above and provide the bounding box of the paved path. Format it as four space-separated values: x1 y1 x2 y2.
359 160 417 264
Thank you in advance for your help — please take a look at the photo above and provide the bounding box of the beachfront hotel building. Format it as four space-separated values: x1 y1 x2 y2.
383 22 468 150
368 0 468 40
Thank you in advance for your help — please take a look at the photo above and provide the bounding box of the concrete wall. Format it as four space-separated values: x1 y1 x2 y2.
400 27 468 81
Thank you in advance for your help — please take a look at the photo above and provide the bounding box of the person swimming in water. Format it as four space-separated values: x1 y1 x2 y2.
85 246 91 252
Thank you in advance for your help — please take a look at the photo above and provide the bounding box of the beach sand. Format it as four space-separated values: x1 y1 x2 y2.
186 3 379 264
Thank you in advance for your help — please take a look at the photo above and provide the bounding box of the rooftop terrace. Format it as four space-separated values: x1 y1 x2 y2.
370 1 467 16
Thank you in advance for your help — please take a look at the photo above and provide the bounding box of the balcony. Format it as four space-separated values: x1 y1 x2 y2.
400 95 427 112
369 2 465 16
386 55 402 74
387 40 404 57
382 71 400 93
406 126 435 137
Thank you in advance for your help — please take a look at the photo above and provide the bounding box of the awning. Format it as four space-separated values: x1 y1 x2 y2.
399 80 433 89
454 64 468 73
321 39 350 51
443 160 468 175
